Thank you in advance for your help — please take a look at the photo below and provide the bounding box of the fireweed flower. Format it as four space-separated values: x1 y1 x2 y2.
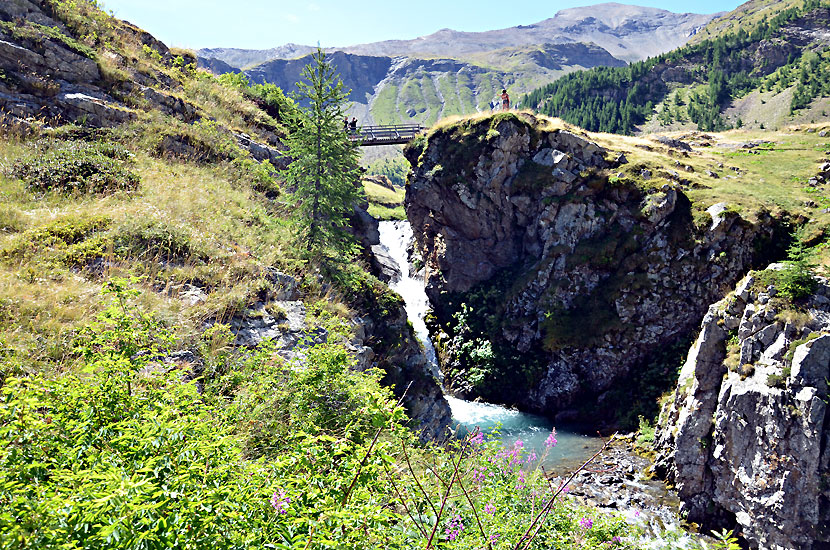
545 429 558 449
516 470 526 490
526 451 538 463
579 517 593 529
484 502 496 515
445 514 465 541
470 431 484 446
270 489 291 514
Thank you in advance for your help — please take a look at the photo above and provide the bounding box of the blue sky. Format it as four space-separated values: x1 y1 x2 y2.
102 0 746 50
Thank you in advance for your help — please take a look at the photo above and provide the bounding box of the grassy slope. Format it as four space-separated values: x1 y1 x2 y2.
368 50 581 126
590 123 830 228
363 179 405 220
0 3 359 375
426 111 830 233
690 0 807 44
0 135 296 374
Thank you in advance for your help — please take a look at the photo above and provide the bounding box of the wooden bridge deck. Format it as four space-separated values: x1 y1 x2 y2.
348 124 425 146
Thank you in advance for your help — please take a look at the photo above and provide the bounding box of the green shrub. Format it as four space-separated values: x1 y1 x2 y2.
636 415 656 448
113 218 204 264
227 157 279 195
766 373 786 388
0 20 95 60
152 119 242 163
0 213 112 264
1 279 649 549
0 206 27 233
776 261 817 301
10 141 139 194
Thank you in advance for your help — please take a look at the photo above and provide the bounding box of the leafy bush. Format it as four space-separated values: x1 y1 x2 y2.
227 157 279 195
10 141 139 194
756 228 818 302
0 213 111 265
3 279 717 548
0 206 27 233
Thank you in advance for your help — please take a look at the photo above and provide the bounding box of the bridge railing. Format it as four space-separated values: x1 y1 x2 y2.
347 124 425 144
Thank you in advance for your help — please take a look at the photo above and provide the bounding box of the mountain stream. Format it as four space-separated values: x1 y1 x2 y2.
376 220 693 544
377 220 602 471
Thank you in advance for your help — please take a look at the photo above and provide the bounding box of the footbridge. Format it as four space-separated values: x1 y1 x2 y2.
348 124 425 146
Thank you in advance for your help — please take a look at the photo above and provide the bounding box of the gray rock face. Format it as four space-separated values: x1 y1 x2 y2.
655 270 830 549
221 271 451 441
404 113 768 414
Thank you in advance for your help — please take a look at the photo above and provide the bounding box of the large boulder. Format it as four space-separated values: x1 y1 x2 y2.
655 270 830 549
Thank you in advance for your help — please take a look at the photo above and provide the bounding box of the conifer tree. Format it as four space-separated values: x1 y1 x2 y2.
284 49 362 264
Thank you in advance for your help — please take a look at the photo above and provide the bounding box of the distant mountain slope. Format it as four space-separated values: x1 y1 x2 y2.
341 3 716 63
241 44 626 126
689 0 804 44
198 3 717 125
522 1 830 134
198 44 316 69
198 3 716 67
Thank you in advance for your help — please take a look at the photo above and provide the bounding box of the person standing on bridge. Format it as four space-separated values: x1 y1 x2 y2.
349 117 357 133
343 116 350 132
501 89 510 111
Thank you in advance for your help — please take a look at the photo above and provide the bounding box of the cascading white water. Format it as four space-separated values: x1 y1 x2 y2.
377 220 691 542
377 221 440 378
377 220 601 471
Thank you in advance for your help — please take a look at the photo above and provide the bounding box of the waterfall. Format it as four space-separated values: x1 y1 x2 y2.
376 220 603 471
377 221 440 379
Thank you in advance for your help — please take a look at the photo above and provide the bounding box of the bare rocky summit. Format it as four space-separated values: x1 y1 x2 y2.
198 3 717 125
341 3 717 63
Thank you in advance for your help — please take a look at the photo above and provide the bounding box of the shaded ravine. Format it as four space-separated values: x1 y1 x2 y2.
377 219 696 544
377 220 603 471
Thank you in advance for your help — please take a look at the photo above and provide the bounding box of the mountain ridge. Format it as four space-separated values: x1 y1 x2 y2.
199 3 717 67
197 3 717 126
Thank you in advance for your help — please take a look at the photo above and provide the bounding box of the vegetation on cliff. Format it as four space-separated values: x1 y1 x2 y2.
521 0 830 134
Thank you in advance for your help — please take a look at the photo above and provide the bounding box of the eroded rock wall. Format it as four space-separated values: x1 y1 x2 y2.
654 269 830 549
404 113 772 418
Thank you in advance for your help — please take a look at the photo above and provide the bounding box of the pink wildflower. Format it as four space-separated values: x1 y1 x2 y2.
484 502 496 515
445 514 465 541
270 489 291 514
578 517 593 529
545 429 558 449
515 470 526 490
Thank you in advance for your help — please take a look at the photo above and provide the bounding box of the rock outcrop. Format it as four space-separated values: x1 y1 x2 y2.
224 270 452 440
654 268 830 549
405 113 775 419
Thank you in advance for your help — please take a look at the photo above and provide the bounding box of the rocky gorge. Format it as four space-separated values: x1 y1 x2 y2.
403 112 782 421
400 111 830 548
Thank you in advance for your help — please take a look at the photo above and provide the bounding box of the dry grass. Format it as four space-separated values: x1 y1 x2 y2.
0 134 298 371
